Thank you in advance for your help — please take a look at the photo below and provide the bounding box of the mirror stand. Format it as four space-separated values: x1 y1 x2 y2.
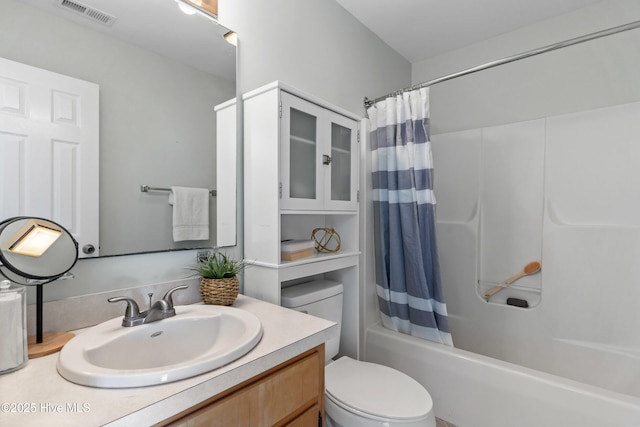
26 280 76 359
0 217 79 359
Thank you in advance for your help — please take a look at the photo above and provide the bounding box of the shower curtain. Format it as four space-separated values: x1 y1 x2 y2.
368 88 452 346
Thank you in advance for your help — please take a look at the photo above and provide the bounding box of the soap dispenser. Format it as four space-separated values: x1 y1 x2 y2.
0 280 27 374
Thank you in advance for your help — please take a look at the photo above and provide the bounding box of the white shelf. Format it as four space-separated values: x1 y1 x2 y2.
249 251 360 269
281 250 360 267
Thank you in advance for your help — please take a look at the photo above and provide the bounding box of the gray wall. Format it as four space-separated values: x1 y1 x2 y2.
220 0 410 114
0 0 236 257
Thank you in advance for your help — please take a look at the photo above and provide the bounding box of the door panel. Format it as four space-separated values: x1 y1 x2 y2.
280 92 324 210
0 57 99 257
324 111 358 211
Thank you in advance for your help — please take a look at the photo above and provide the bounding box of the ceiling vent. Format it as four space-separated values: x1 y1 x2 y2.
54 0 117 26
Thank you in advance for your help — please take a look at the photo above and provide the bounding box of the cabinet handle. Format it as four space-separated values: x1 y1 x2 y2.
322 154 332 165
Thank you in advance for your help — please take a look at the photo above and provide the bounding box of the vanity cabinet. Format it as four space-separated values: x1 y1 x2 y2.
162 345 324 427
243 81 361 360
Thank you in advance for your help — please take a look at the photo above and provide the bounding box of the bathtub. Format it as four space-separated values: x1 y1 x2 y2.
364 323 640 427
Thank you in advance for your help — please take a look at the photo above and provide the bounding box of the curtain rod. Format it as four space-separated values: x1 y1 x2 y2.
364 19 640 109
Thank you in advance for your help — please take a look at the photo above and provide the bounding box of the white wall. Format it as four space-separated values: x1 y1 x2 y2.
413 0 640 134
430 101 640 397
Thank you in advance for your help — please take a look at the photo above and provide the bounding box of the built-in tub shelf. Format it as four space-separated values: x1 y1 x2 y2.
477 281 541 308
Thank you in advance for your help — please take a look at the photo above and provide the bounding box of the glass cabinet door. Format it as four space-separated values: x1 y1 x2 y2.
331 123 351 201
325 112 358 210
289 107 317 200
280 92 324 210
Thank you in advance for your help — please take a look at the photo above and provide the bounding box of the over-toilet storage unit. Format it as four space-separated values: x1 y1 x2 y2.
243 81 361 359
282 280 436 427
243 80 436 426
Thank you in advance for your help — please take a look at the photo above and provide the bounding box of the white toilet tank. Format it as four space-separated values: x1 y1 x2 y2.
281 279 343 362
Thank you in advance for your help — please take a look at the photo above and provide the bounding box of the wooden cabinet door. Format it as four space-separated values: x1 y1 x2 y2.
285 404 320 427
165 346 324 427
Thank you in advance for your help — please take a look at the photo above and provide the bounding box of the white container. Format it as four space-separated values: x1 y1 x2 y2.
0 280 27 374
280 239 316 261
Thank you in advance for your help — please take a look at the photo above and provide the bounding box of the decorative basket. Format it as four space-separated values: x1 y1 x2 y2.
200 277 239 305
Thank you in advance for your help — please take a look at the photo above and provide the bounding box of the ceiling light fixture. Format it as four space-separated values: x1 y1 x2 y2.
175 0 218 21
223 31 237 46
177 2 197 15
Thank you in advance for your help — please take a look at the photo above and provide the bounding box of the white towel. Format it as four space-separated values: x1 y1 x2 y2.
169 186 210 242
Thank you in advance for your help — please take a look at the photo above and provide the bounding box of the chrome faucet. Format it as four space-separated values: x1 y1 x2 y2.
108 285 188 327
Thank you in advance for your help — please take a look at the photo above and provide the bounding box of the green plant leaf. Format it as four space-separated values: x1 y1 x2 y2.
188 251 247 279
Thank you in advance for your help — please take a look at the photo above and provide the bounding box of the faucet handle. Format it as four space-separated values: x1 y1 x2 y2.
107 296 141 319
163 285 188 309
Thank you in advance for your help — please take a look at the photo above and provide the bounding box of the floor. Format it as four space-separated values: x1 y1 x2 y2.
436 418 459 427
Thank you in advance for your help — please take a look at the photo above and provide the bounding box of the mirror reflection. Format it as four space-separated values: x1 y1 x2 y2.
0 0 236 257
0 217 78 282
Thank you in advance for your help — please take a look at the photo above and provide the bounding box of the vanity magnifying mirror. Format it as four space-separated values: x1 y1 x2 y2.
0 216 79 357
0 0 237 257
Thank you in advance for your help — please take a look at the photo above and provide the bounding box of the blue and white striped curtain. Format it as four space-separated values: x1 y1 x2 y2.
368 88 453 346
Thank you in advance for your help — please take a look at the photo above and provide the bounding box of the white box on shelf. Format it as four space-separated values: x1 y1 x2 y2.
281 239 316 261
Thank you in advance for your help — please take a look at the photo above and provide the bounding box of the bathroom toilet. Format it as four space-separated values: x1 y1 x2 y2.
281 280 436 427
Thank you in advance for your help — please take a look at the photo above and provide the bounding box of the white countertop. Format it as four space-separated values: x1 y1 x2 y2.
0 295 337 427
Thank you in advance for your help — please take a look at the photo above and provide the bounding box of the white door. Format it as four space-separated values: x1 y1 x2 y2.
0 57 99 257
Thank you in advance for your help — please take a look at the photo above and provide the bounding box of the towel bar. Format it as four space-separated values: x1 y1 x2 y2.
140 185 216 197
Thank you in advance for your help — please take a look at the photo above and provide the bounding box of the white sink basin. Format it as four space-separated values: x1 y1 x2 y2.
57 304 262 388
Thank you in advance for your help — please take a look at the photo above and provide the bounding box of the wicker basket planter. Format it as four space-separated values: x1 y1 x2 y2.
200 277 239 306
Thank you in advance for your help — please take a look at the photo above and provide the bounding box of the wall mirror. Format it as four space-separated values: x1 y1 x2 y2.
0 0 237 257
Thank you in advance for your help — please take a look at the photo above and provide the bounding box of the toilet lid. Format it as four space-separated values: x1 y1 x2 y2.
325 357 433 421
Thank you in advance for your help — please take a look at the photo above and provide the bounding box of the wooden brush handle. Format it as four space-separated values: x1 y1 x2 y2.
504 271 527 285
483 284 505 300
485 261 541 301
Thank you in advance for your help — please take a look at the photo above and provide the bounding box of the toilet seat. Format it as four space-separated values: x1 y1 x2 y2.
325 356 433 422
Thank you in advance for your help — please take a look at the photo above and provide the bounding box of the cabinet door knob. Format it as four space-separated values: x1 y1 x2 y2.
323 154 332 165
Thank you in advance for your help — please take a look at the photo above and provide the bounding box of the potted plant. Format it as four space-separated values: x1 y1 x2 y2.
191 251 247 305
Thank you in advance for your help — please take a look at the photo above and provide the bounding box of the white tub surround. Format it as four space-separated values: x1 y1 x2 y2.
0 295 337 427
430 100 640 397
365 323 640 427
